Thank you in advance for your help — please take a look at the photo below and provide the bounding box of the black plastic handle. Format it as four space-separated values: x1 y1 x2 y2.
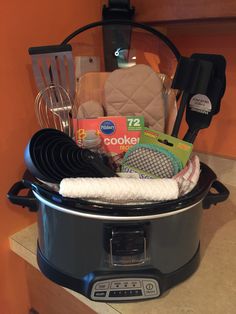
28 44 72 55
203 180 229 209
81 150 117 178
182 128 200 143
7 181 38 212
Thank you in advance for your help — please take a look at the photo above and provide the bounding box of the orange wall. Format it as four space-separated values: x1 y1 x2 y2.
0 1 101 313
166 21 236 158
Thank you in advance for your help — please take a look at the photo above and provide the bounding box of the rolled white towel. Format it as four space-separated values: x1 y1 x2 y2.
59 177 179 202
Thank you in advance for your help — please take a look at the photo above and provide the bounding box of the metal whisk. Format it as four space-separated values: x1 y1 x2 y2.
35 84 74 137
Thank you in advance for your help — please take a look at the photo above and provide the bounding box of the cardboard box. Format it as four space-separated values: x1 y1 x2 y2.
73 116 144 157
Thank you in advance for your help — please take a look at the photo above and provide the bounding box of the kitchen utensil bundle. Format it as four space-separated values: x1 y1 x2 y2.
29 44 77 137
28 47 226 188
24 128 116 183
35 84 74 137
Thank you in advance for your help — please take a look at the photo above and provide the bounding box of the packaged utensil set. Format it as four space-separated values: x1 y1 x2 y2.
25 39 226 203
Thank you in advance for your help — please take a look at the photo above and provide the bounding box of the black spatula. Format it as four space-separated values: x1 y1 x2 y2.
171 55 213 138
183 54 226 143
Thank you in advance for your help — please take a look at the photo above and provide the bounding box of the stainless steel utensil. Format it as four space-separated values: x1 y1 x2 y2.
35 84 74 137
28 44 75 99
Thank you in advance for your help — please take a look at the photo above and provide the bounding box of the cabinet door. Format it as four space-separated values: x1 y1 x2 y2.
26 264 96 314
132 0 236 22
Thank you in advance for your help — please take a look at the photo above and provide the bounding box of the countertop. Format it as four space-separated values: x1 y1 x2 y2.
9 184 236 314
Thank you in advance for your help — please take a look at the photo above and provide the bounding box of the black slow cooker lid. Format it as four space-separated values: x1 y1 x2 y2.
24 162 217 217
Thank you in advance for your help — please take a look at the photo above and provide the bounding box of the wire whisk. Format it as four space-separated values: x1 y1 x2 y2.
35 84 75 137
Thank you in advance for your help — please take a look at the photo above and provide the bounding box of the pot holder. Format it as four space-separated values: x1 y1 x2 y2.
104 64 165 131
76 72 109 107
121 143 183 179
77 100 104 119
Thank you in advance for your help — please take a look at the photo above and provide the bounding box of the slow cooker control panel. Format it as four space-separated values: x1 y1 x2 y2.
91 278 160 301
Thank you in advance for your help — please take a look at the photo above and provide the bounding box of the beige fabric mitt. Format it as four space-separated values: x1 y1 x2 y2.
77 100 104 119
104 64 165 131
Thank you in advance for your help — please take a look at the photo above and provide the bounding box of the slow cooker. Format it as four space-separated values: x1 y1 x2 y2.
8 163 229 301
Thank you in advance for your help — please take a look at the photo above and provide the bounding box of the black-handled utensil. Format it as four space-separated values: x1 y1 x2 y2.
171 55 213 138
183 54 226 143
24 128 117 183
80 149 117 178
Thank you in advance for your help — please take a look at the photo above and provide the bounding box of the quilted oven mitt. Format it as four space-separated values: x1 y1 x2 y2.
104 64 165 132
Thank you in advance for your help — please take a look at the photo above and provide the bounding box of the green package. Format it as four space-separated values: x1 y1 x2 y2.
140 128 193 167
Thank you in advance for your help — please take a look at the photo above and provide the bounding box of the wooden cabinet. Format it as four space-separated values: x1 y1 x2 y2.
131 0 236 23
26 264 95 314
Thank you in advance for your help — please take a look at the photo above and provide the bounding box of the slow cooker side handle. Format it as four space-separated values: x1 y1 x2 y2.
202 180 230 209
7 181 38 212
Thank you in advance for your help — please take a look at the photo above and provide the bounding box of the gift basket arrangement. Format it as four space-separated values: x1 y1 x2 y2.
8 2 229 302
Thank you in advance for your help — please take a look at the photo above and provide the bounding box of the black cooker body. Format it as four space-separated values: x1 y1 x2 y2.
36 201 202 301
8 163 229 301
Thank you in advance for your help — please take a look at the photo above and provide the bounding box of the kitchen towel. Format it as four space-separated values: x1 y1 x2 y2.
59 177 179 202
59 155 200 202
174 155 200 196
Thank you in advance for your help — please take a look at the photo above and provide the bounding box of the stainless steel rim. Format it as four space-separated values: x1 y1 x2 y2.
34 191 202 221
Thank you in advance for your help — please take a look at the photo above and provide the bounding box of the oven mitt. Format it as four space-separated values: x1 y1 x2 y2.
76 72 109 118
104 64 165 131
76 71 109 105
77 100 104 119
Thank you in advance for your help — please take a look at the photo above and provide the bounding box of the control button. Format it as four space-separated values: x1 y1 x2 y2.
143 280 158 296
111 281 122 289
111 280 141 289
134 289 142 296
95 282 109 290
94 291 107 297
146 283 154 290
109 290 121 297
123 290 129 296
109 290 142 298
129 280 141 288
